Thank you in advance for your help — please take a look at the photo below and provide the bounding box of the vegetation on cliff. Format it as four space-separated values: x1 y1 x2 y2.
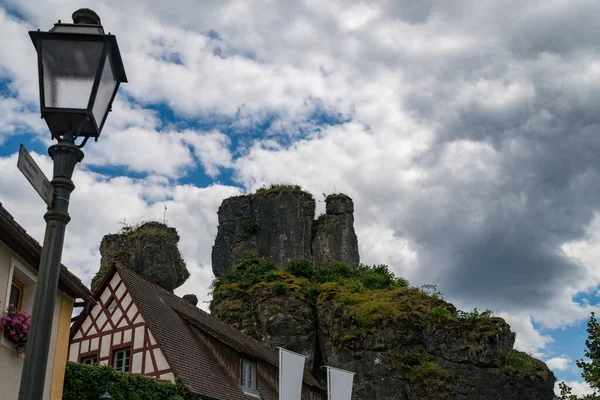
211 256 551 386
92 220 189 292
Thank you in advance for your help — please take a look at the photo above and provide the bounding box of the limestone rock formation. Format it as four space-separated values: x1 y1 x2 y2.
212 280 318 370
211 186 359 276
210 184 555 398
211 271 556 400
92 221 189 292
312 194 359 267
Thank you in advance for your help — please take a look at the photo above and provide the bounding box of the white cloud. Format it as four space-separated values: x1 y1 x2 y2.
495 314 554 358
0 152 240 310
546 356 571 371
182 130 233 177
2 0 600 342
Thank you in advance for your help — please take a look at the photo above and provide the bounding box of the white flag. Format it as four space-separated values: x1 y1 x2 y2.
279 348 306 400
327 366 355 400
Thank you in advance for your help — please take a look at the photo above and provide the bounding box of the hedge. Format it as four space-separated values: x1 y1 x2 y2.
62 361 193 400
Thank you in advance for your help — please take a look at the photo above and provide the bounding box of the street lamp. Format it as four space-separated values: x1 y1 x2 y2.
19 9 127 400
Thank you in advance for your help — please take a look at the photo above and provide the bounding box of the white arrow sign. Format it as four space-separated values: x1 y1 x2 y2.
17 144 53 207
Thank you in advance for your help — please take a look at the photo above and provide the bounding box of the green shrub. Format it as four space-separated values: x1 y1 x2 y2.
393 347 451 380
62 362 192 400
235 219 260 242
424 306 452 332
500 349 549 380
213 255 278 288
456 308 493 322
285 259 315 279
299 284 321 304
273 281 289 295
314 262 355 284
420 284 443 299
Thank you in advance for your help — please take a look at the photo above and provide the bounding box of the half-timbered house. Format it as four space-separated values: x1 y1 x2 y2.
69 264 325 400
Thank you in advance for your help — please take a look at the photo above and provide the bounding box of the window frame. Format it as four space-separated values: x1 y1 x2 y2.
112 346 131 373
241 359 258 395
80 353 99 365
9 277 25 310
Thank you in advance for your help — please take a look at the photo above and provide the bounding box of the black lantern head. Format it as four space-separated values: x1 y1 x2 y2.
29 9 127 141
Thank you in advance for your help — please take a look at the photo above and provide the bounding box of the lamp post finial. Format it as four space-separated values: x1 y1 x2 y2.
72 8 101 25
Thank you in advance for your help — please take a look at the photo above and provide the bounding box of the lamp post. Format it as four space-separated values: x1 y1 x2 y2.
19 9 127 400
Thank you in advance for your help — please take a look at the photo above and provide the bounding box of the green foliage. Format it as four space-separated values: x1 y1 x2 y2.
313 262 355 284
213 256 278 289
272 281 289 295
420 284 443 299
62 362 192 400
424 306 452 332
313 262 408 292
326 193 351 201
298 284 321 304
254 183 310 198
578 312 600 393
285 259 315 279
393 347 451 380
500 349 550 381
456 308 493 322
557 312 600 399
119 221 170 240
235 219 260 242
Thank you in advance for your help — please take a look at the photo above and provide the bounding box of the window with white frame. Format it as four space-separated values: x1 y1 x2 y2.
113 347 131 372
241 359 258 394
4 258 36 314
2 259 37 353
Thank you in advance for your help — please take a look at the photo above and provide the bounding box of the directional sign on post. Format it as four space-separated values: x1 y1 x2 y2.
17 144 53 207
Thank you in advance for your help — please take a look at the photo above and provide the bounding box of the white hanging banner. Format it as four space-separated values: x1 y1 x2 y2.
327 366 355 400
279 348 307 400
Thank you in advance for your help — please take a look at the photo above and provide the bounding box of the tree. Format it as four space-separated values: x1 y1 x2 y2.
555 312 600 400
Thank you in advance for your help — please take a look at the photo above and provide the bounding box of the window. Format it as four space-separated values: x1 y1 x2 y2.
113 348 130 372
107 298 117 313
241 359 257 393
81 355 98 365
8 278 24 310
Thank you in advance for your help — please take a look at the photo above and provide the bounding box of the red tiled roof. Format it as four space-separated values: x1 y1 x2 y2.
0 202 92 301
115 264 322 399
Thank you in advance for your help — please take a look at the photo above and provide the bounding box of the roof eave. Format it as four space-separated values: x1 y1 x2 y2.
0 205 93 301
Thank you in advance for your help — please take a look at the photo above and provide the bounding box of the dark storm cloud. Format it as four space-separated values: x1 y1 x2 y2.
388 1 600 313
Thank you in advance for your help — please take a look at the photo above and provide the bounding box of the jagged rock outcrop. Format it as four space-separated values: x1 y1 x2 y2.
212 280 318 370
212 276 556 400
92 221 189 292
211 186 359 276
210 184 555 399
312 194 359 267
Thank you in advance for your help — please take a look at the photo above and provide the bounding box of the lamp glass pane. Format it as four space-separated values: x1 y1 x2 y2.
92 54 116 128
42 39 103 109
51 25 104 34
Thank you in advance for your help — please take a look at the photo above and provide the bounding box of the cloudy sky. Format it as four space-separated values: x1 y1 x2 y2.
1 0 599 394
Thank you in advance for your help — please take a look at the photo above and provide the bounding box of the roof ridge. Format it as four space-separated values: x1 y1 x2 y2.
115 265 278 357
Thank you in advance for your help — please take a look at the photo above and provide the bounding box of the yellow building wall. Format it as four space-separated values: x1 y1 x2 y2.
50 294 74 400
0 241 76 400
